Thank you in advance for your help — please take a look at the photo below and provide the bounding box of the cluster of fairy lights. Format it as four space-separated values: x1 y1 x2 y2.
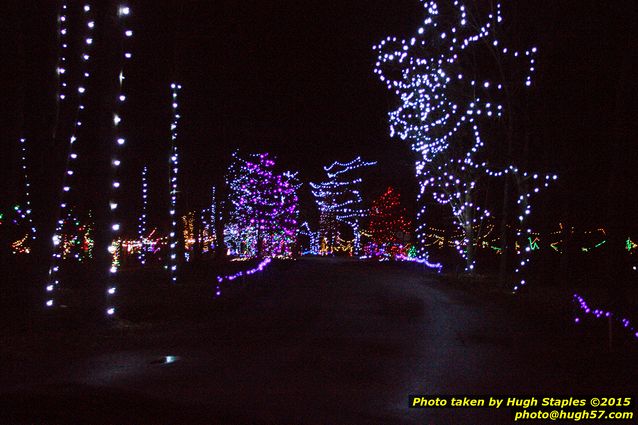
214 258 272 297
573 294 638 341
169 83 182 283
46 2 96 308
105 4 133 316
225 152 300 258
138 166 148 265
311 157 376 255
56 209 94 261
373 0 556 285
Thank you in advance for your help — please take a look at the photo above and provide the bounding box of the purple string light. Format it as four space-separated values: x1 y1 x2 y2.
573 293 638 340
214 258 272 297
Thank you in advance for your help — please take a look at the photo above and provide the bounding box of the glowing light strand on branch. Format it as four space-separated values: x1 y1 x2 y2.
168 83 182 283
45 3 95 309
395 254 442 272
105 3 133 316
573 294 638 341
373 1 556 280
214 257 272 297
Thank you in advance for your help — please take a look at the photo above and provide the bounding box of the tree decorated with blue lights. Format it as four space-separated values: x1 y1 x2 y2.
374 0 556 288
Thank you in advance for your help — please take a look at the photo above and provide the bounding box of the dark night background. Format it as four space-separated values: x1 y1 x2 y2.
1 0 637 249
0 3 637 421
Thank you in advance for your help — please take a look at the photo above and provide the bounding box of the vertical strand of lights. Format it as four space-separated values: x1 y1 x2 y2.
45 3 95 308
206 186 216 253
138 166 148 265
105 4 133 316
55 2 69 106
18 138 36 243
168 83 182 283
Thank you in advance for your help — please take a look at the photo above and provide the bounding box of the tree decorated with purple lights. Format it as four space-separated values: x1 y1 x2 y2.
226 152 299 258
373 0 556 288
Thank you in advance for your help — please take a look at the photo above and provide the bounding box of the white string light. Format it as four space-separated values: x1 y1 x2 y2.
138 165 148 265
169 83 182 283
56 2 70 103
46 3 95 309
106 3 133 316
18 138 36 243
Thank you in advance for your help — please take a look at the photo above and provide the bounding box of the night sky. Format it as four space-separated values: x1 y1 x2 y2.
1 0 637 234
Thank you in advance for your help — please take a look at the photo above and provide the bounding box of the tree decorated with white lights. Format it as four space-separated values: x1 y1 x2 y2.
373 0 556 287
311 157 376 255
225 152 300 258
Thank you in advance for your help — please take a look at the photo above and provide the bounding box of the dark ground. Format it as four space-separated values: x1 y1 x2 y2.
1 258 636 424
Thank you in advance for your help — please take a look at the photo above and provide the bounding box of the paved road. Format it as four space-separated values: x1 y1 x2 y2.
1 258 636 424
